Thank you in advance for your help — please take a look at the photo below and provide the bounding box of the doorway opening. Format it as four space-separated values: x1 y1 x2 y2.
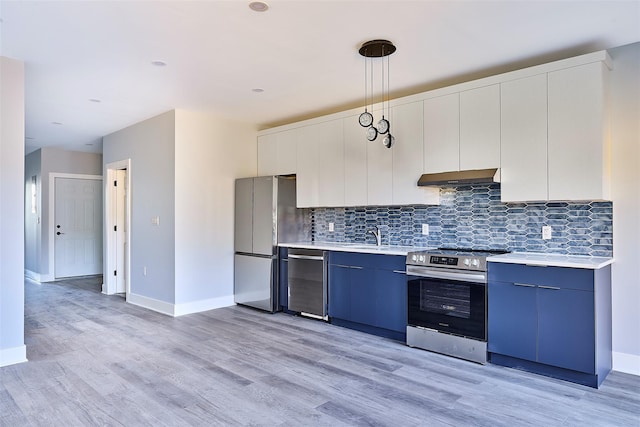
104 159 131 299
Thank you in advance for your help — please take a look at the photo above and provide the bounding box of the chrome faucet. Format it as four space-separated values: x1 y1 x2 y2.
368 226 382 247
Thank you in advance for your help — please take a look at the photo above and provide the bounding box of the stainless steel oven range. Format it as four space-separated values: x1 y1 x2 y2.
406 248 508 364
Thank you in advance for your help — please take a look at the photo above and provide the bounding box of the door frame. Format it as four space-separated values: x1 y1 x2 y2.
104 159 131 298
48 173 103 281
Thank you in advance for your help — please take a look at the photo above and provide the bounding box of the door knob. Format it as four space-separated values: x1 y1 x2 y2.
56 231 64 235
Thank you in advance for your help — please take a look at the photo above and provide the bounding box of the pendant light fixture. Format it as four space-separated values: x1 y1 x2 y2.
357 39 396 148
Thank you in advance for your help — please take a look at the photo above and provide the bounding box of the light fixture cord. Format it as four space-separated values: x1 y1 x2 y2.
363 48 368 112
387 51 391 130
370 55 374 116
381 46 385 119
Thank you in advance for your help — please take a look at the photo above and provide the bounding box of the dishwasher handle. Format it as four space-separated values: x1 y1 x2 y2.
288 254 324 261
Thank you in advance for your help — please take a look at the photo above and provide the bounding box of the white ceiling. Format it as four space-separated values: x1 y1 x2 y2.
1 1 639 154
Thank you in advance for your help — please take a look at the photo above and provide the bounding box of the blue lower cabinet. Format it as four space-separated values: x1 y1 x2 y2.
374 269 407 334
488 281 537 361
328 264 351 320
488 262 611 388
537 287 595 373
328 251 407 341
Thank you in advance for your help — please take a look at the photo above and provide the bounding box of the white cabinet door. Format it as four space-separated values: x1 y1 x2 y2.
548 62 609 201
296 120 344 208
392 102 439 205
257 129 298 176
423 93 460 173
257 134 278 176
296 125 319 208
367 132 393 207
343 116 368 207
500 74 548 202
317 119 345 207
460 84 501 170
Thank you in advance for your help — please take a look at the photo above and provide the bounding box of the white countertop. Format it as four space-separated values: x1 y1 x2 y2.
487 252 614 269
279 242 432 256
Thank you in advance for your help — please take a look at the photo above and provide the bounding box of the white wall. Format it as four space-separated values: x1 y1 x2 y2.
24 150 41 275
103 111 177 305
24 147 102 281
174 110 257 313
0 56 26 367
609 42 640 375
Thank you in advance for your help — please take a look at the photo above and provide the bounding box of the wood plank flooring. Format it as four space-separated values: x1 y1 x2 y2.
1 276 638 426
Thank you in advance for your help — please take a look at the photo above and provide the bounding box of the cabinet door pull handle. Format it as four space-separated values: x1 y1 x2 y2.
392 270 406 274
538 285 561 290
350 266 364 270
513 282 536 288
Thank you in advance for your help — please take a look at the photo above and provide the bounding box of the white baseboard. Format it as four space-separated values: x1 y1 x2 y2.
127 292 175 316
174 295 235 317
126 292 235 317
24 269 42 282
613 351 640 376
0 345 27 367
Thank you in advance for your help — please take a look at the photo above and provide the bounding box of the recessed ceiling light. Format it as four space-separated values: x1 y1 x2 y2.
252 88 265 93
89 98 101 103
249 1 269 12
151 60 167 67
52 121 62 125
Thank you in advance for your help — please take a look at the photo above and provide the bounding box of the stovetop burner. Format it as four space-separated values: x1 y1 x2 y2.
437 247 510 256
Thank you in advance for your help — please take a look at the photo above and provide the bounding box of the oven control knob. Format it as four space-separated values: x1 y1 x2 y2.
419 255 426 262
411 254 417 262
471 258 480 267
463 258 471 266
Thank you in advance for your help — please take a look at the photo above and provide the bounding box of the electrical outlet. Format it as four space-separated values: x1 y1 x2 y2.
422 224 429 236
328 222 334 232
542 225 552 240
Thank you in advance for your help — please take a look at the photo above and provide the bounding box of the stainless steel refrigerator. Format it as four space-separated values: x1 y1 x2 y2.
234 176 305 312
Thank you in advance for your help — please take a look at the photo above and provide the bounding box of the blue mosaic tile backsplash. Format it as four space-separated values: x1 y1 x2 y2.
311 185 613 257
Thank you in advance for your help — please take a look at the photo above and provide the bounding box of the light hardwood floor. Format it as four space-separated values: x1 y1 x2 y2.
1 276 638 426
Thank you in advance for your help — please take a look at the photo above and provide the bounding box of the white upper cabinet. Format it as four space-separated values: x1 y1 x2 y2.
459 84 501 170
423 93 460 173
367 129 393 206
548 62 610 201
259 50 611 206
500 74 548 202
257 129 298 176
296 120 344 208
343 115 368 207
392 102 439 205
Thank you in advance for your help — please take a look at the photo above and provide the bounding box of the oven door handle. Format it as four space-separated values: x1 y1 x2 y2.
407 267 486 284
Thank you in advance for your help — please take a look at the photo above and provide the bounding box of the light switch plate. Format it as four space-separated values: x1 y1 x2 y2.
328 222 334 232
422 224 429 236
542 225 552 240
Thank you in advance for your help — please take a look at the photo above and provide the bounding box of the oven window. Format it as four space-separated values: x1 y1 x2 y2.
421 283 470 319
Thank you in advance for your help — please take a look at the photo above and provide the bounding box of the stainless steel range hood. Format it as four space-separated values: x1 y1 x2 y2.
417 168 500 187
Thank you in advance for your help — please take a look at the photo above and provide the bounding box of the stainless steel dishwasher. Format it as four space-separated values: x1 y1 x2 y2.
287 248 327 320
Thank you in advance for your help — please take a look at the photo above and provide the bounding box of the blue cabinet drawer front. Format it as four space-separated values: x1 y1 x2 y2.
329 251 405 271
488 263 594 291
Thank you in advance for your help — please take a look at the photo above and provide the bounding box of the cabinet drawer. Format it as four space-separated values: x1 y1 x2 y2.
488 263 593 291
329 251 405 271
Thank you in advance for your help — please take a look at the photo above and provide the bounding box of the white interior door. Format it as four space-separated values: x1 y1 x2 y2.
54 177 103 278
115 169 127 293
